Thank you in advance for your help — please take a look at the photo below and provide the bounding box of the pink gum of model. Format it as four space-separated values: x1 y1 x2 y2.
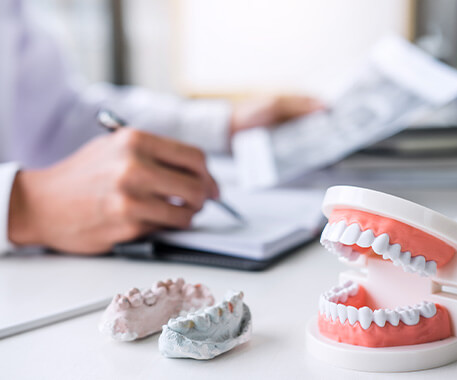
99 278 214 341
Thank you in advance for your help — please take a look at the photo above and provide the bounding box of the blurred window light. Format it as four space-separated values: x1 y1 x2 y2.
172 0 412 98
28 0 413 98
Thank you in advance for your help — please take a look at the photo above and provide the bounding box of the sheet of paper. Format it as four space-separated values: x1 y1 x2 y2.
232 36 457 189
155 188 325 260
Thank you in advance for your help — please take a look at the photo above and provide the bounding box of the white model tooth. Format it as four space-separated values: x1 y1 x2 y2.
392 259 402 267
337 304 348 324
338 291 349 303
357 229 375 248
328 242 340 255
387 244 401 261
403 265 415 273
330 285 342 293
328 221 347 242
336 287 348 301
320 223 331 243
348 283 359 297
337 247 348 258
319 296 326 314
330 302 338 321
424 261 437 276
323 241 333 253
373 309 387 327
325 300 331 319
339 223 361 245
410 255 426 273
347 306 358 325
338 244 353 258
358 307 373 329
397 307 420 325
399 251 411 266
372 233 390 255
348 250 361 261
419 301 437 318
385 309 400 326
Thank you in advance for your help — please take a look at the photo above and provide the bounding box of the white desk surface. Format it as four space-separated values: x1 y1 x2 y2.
2 189 457 380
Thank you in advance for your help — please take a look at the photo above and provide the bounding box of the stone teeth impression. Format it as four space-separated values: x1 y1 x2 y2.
320 221 437 276
159 290 252 360
319 281 437 330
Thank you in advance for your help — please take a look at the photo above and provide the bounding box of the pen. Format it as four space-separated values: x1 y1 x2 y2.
96 108 246 224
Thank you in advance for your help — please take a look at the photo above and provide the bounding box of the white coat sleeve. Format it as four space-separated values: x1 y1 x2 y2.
0 162 20 255
4 8 232 169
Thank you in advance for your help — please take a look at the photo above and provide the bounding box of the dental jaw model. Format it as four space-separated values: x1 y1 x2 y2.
306 186 457 372
159 291 251 360
99 278 214 341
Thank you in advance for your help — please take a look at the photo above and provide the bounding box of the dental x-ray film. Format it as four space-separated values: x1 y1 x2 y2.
233 36 457 189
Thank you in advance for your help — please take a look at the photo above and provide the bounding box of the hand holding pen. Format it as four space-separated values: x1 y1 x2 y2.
9 109 229 255
97 109 245 224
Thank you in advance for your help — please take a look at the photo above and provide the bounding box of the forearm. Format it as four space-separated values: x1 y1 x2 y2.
18 83 232 168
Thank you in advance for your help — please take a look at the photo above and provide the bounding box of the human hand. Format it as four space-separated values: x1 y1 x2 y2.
230 95 325 136
8 129 219 254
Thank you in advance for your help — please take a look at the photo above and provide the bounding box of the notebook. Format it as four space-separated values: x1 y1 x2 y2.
153 188 325 261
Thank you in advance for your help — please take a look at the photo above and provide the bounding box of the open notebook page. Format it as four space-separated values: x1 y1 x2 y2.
155 188 325 260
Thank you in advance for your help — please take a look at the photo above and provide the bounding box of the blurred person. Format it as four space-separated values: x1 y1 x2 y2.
0 0 324 255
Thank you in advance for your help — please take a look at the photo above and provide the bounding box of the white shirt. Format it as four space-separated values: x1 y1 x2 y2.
0 0 231 254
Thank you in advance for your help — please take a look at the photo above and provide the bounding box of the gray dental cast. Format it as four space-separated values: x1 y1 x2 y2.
159 291 252 360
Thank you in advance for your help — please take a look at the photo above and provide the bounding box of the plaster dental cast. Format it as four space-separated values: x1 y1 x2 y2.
99 279 252 360
307 185 457 372
99 279 214 341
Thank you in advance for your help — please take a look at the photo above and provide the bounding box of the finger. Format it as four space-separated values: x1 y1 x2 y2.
122 130 218 198
277 96 326 120
158 161 219 201
123 160 208 211
150 140 220 200
208 173 220 200
123 195 195 229
135 132 209 176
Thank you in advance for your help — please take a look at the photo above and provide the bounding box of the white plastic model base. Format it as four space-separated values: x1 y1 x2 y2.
306 316 457 372
308 186 457 372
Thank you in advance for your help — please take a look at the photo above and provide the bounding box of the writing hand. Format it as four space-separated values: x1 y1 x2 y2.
8 129 219 254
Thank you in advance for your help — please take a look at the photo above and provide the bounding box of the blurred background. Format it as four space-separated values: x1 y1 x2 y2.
29 0 457 96
30 0 457 95
28 0 414 96
29 0 457 188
